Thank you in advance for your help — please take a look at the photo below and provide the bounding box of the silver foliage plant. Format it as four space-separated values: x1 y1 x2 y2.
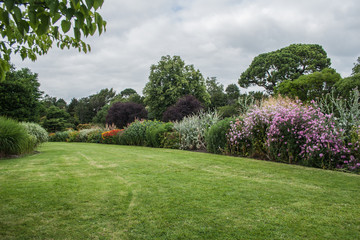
316 88 360 140
174 111 220 150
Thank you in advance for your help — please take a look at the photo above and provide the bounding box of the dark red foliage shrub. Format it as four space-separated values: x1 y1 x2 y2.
106 102 148 128
162 95 203 122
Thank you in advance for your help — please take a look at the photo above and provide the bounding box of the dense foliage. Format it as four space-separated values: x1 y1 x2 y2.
227 97 359 172
0 117 35 157
143 55 210 119
106 102 148 129
0 0 106 79
0 67 42 122
205 117 236 154
20 122 48 147
275 68 341 102
174 111 220 150
239 44 331 93
162 95 203 122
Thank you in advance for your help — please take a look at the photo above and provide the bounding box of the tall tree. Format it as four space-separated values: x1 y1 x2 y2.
0 66 43 122
206 77 227 110
239 44 331 94
143 55 210 119
75 88 116 123
0 0 107 79
225 84 240 105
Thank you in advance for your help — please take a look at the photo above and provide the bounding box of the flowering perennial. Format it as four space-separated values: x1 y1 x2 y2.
227 97 359 171
101 129 123 144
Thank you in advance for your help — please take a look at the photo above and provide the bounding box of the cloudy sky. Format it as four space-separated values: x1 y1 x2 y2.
12 0 360 102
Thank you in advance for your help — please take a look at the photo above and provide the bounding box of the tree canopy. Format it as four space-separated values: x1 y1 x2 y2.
0 66 42 121
0 0 106 79
239 44 331 93
275 68 341 102
143 55 210 120
206 77 227 110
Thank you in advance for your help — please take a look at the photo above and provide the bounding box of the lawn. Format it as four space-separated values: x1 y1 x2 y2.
0 142 359 240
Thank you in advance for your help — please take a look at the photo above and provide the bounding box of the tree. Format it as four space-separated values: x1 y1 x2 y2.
143 55 210 119
120 88 137 98
41 105 71 132
334 74 360 99
162 95 203 122
206 77 227 110
239 44 331 94
275 68 341 102
0 66 42 122
0 0 107 79
106 102 147 129
225 84 240 105
75 88 116 123
352 57 360 75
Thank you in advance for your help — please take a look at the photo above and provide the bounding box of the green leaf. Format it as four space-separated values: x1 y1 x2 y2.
85 0 94 9
95 12 103 35
36 14 50 35
65 8 75 20
61 20 71 33
2 10 10 26
28 7 37 26
93 0 104 10
53 26 59 39
49 1 60 15
74 27 80 41
12 6 22 23
52 13 62 24
4 0 15 11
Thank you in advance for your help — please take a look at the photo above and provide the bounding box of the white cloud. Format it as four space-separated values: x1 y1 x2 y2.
12 0 360 101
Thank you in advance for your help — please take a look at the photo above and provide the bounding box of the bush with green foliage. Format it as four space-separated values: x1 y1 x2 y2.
120 120 161 146
20 122 48 147
217 105 238 118
145 122 174 148
0 117 35 157
334 74 360 99
86 129 103 143
275 68 341 102
162 131 181 149
48 130 73 142
174 111 220 150
205 117 237 154
316 88 360 140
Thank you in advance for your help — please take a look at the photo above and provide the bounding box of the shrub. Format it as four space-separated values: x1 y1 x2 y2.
48 130 73 142
77 123 93 130
86 129 103 143
174 111 220 150
205 117 236 154
217 105 238 118
20 122 48 147
67 131 81 142
0 117 35 157
227 97 359 171
162 95 203 122
145 122 174 148
102 129 124 144
106 102 148 129
316 88 360 140
121 120 160 146
162 131 181 149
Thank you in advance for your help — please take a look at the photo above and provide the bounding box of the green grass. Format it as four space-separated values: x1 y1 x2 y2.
0 142 359 240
